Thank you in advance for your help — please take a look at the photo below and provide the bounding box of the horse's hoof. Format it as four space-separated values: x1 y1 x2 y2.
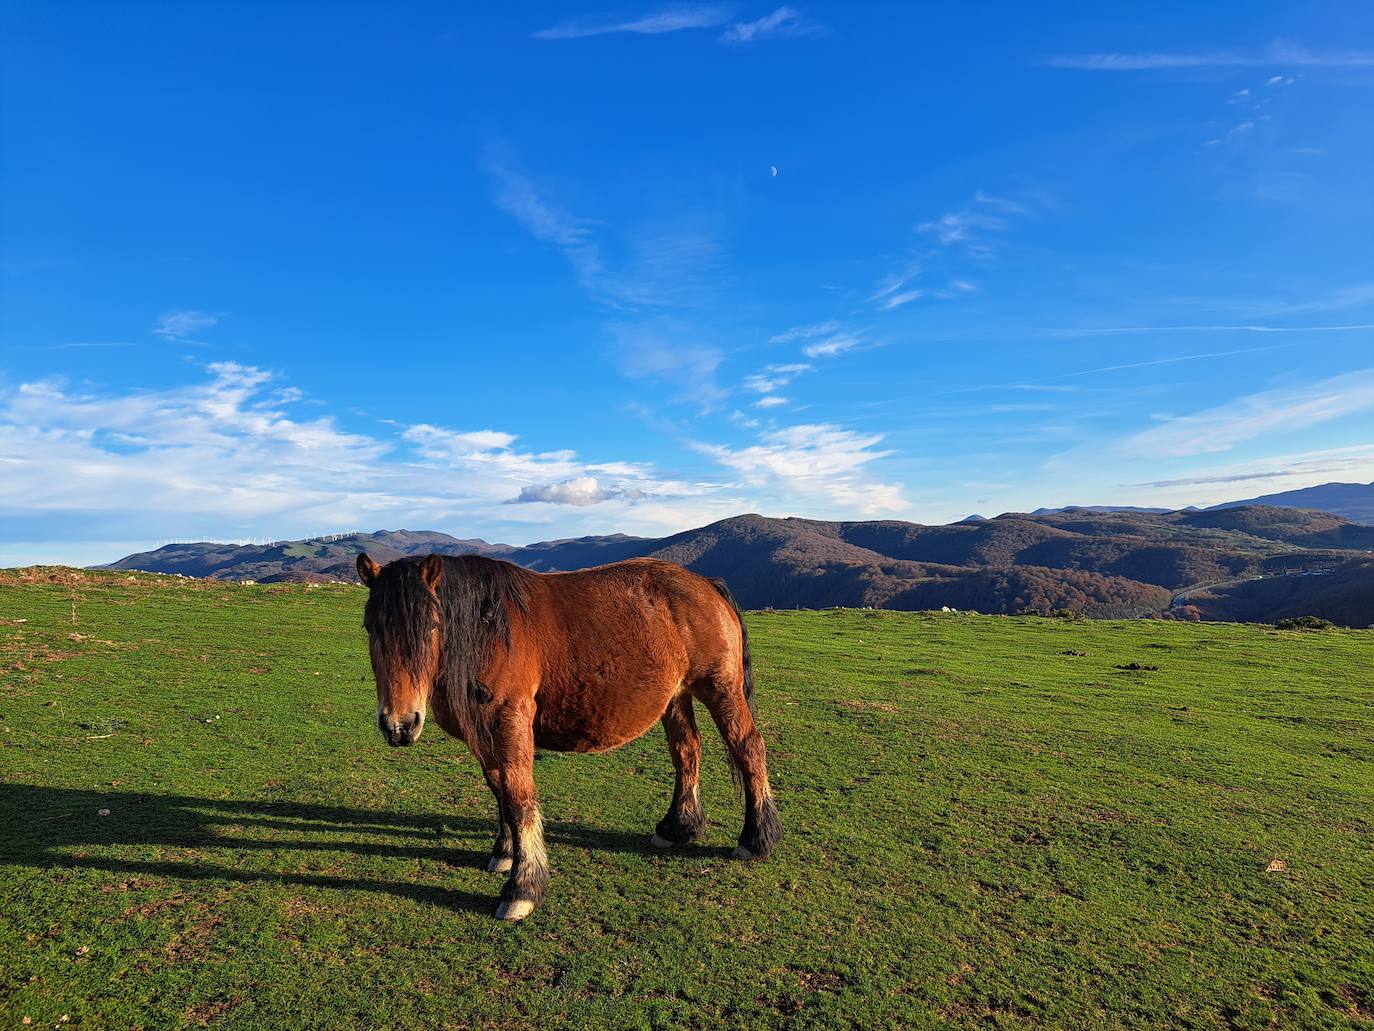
650 833 675 850
495 899 535 921
486 855 513 873
730 844 757 860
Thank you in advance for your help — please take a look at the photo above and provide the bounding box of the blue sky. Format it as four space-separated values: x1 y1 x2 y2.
2 2 1373 565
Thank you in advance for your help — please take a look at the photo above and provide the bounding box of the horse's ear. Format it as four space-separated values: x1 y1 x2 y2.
420 554 443 592
357 553 381 586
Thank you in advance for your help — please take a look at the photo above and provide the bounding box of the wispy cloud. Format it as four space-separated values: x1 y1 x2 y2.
1047 324 1374 337
1130 444 1374 489
801 332 860 358
768 320 863 360
743 362 810 395
154 310 219 341
1113 369 1374 459
607 319 726 409
770 320 839 344
535 5 824 46
719 6 824 45
482 145 608 294
917 192 1032 258
695 423 907 513
1205 121 1255 146
1055 345 1289 379
483 144 720 308
1045 42 1374 71
534 5 731 41
870 263 923 309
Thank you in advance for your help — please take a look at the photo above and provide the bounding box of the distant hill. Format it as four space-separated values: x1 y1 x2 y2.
101 505 1374 626
1030 505 1176 516
102 530 519 583
1206 481 1374 525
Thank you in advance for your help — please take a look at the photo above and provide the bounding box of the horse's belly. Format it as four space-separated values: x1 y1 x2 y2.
533 678 671 753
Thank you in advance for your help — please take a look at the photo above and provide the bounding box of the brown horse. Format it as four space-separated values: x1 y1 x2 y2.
356 552 782 921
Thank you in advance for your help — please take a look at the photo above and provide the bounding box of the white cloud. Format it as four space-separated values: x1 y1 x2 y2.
870 263 923 309
534 5 731 40
1113 369 1374 459
154 310 219 340
743 362 811 394
719 6 824 45
754 395 788 409
1044 43 1374 71
880 290 922 310
508 476 642 506
0 364 716 546
695 423 907 514
917 192 1033 257
802 332 860 358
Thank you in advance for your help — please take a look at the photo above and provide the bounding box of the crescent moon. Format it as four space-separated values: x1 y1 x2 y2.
770 165 778 177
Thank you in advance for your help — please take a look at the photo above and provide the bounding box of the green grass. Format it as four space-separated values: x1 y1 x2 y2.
2 571 1372 1029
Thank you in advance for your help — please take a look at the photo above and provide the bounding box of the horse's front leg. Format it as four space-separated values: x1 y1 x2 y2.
481 766 514 873
490 714 548 921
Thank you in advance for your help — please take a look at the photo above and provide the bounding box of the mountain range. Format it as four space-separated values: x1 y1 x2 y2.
101 487 1374 627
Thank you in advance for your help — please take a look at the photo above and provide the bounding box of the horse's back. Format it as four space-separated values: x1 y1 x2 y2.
525 559 743 752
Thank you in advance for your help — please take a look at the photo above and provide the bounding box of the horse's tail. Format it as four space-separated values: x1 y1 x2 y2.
707 577 754 718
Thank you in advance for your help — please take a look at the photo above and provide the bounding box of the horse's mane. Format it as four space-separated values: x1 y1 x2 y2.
363 554 535 698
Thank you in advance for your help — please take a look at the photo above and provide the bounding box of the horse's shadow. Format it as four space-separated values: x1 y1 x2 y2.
0 783 717 915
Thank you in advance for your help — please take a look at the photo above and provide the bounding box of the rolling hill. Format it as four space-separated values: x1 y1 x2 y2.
100 505 1374 626
1205 480 1374 524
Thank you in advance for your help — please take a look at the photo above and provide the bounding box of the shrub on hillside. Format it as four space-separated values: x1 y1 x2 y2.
1274 615 1335 631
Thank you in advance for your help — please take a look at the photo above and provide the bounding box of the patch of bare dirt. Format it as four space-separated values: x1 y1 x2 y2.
166 912 225 962
186 996 244 1025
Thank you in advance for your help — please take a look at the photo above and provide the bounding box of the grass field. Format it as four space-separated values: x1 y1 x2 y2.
2 570 1372 1029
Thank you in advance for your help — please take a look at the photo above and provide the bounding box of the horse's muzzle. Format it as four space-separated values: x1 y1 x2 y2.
379 710 424 747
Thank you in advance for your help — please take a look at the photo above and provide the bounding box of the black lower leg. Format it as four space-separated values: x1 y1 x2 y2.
656 789 707 845
738 791 783 857
483 768 514 869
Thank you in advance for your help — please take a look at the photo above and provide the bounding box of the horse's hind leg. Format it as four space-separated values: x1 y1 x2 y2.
694 676 783 860
482 766 514 873
651 694 706 849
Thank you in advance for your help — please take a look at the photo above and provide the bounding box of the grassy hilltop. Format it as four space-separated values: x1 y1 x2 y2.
1 569 1372 1029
